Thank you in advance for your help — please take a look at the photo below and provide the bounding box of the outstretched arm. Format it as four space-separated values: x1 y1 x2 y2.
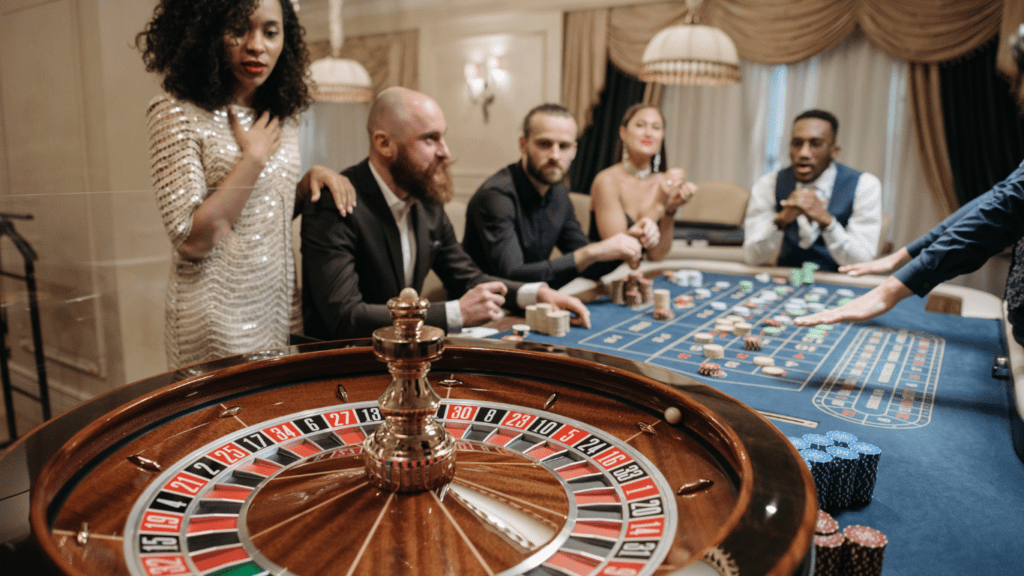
794 276 913 326
838 247 912 277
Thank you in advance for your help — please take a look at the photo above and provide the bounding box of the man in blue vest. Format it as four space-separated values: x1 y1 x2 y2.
742 109 882 272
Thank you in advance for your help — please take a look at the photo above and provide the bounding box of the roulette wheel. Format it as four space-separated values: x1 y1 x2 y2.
28 290 816 575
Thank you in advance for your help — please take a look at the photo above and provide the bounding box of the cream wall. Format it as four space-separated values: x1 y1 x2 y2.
419 11 563 201
0 0 163 436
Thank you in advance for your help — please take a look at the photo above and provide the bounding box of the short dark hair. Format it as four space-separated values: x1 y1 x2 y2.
523 103 576 138
136 0 311 118
794 109 839 139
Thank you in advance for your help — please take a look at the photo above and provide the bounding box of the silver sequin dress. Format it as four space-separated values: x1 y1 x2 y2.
147 95 301 369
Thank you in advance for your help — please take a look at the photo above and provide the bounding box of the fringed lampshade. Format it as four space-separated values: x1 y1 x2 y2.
309 0 373 102
639 23 741 86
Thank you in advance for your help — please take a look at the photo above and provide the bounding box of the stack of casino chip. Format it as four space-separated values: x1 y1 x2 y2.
825 445 859 509
814 532 845 576
526 303 572 337
802 261 819 284
842 525 887 576
610 279 626 304
790 268 804 286
698 361 722 376
732 321 753 336
799 449 832 508
670 269 703 287
743 336 762 350
813 510 844 576
847 441 881 505
803 433 832 451
797 432 881 511
640 277 654 303
547 310 571 337
739 280 754 293
815 509 839 536
674 294 694 308
652 288 674 320
788 436 811 451
625 288 642 307
702 344 725 359
827 430 857 447
764 317 782 328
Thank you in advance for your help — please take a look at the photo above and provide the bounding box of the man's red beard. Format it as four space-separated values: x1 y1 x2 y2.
389 146 454 206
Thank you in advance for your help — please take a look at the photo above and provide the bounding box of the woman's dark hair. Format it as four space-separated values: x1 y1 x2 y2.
616 103 667 173
136 0 311 118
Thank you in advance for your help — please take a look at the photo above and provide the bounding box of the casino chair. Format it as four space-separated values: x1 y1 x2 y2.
569 191 592 236
666 180 750 262
420 199 469 302
678 180 750 229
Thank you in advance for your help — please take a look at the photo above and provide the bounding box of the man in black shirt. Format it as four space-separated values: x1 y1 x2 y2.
463 104 658 288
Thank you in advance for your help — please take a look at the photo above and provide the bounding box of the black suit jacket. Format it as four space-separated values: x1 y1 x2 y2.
301 159 522 340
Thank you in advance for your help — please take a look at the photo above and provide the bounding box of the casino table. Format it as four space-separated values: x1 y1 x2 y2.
516 259 1024 576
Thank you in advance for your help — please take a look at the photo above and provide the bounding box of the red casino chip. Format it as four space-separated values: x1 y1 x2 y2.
815 509 838 535
813 532 845 576
764 318 782 327
743 336 762 351
842 524 887 576
698 362 720 376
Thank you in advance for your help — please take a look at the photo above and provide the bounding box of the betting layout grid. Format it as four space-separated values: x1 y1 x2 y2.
531 271 941 430
519 269 1024 576
124 400 677 576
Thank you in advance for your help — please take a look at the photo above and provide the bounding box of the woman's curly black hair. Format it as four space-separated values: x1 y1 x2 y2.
136 0 311 118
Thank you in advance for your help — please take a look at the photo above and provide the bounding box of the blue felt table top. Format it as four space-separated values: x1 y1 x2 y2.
505 270 1024 575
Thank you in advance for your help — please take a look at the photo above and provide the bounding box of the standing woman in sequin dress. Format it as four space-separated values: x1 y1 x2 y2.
589 103 697 262
138 0 354 369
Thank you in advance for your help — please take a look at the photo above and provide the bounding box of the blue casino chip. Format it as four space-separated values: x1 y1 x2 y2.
848 441 882 505
789 436 811 450
800 449 833 509
827 430 858 447
803 433 833 451
826 445 860 510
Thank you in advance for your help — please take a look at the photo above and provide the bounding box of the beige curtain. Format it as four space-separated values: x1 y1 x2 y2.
564 0 1016 218
308 29 419 95
562 10 609 131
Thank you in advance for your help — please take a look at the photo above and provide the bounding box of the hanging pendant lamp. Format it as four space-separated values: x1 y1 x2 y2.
309 0 373 102
638 0 740 86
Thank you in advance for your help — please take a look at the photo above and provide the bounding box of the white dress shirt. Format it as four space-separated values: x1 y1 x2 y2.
742 162 882 268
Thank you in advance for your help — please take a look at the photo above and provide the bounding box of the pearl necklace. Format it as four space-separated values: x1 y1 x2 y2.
623 159 653 180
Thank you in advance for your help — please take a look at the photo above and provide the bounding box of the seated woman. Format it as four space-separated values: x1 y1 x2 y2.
589 103 696 262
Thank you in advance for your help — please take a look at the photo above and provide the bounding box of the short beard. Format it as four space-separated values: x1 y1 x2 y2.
390 146 454 206
525 155 565 186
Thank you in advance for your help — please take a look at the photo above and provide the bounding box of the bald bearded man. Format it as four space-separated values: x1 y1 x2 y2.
300 88 590 339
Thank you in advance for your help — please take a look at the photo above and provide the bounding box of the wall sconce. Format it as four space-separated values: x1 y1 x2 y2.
464 55 507 123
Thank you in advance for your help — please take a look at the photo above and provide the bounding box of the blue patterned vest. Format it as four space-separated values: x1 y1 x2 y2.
774 162 861 271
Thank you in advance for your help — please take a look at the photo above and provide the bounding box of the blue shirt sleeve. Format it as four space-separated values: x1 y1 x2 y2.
895 160 1024 296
